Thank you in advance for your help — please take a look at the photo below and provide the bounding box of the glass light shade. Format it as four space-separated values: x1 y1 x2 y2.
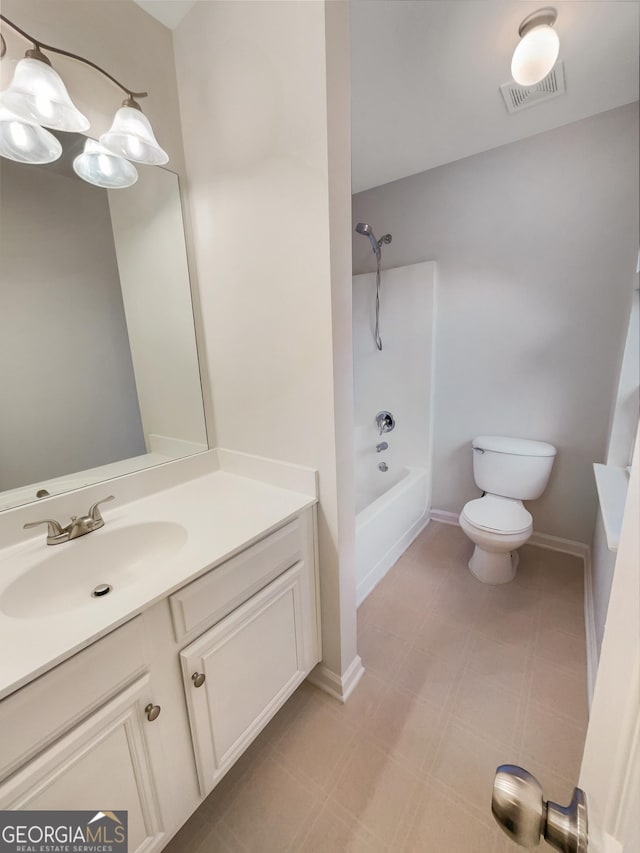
511 25 560 86
0 106 62 164
73 138 138 189
0 57 90 132
100 106 169 165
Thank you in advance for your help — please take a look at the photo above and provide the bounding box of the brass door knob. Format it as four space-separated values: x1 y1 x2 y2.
192 672 206 688
144 703 161 722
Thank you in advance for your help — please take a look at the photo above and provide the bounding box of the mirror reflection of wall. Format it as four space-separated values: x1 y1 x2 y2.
0 133 207 509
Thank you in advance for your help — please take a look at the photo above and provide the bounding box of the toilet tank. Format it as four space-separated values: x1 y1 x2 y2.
472 435 556 500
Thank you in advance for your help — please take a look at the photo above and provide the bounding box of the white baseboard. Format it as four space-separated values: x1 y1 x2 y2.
307 655 365 704
429 508 459 526
430 508 591 558
356 512 430 605
583 548 598 710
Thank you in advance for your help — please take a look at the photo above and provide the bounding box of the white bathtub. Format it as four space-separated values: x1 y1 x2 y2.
356 466 430 605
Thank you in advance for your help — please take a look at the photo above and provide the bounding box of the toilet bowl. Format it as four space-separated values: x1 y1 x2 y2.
459 435 556 585
460 495 532 584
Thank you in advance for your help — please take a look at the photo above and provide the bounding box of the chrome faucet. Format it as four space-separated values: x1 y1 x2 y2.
376 441 389 452
23 496 115 545
375 411 396 435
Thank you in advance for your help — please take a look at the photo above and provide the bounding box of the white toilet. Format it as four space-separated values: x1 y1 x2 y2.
459 435 556 584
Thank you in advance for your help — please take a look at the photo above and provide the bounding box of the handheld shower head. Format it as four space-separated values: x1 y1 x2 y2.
355 222 381 258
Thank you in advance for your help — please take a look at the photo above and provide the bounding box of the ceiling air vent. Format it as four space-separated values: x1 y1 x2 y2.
500 61 566 114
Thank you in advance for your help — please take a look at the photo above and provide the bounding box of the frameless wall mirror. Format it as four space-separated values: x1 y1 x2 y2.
0 130 208 511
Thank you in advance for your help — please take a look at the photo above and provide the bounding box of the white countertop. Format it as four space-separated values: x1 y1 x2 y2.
0 464 316 701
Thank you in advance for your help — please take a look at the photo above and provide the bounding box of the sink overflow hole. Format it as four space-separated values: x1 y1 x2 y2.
92 584 113 598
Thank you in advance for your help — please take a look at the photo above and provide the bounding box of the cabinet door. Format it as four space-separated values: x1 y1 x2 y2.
181 562 307 794
0 674 165 853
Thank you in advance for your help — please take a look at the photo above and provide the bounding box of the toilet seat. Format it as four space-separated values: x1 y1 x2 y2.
462 495 532 535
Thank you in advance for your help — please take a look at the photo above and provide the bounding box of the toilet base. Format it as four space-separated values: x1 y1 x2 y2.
468 546 519 585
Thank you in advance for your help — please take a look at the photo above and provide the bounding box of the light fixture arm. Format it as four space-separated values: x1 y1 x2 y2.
0 14 148 100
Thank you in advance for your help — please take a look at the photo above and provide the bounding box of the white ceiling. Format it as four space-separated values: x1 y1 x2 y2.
132 0 196 30
350 0 640 192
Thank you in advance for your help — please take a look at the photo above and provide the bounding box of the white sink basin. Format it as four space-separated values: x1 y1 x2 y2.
0 522 188 619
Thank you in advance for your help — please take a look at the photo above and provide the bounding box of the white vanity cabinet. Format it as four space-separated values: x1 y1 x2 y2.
172 511 319 796
0 675 166 853
0 504 320 850
0 618 168 853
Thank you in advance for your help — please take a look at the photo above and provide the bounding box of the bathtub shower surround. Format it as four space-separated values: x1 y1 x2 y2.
353 261 436 601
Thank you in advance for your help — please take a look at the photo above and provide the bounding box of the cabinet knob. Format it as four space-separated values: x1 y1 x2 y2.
144 703 161 722
191 672 206 688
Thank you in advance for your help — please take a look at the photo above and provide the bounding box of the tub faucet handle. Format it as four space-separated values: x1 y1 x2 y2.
376 411 395 435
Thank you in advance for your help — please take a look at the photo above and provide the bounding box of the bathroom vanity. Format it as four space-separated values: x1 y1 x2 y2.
0 452 320 852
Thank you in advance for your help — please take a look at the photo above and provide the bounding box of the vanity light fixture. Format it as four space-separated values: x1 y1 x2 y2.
0 14 168 175
0 104 62 164
100 97 168 166
0 46 90 132
511 7 560 87
73 138 139 189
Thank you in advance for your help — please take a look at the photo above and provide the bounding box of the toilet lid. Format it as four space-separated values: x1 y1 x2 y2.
462 495 532 535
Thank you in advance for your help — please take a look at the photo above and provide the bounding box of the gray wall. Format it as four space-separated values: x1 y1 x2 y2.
353 103 639 544
0 160 146 491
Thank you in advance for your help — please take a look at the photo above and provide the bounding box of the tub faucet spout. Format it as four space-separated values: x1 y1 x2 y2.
376 442 388 452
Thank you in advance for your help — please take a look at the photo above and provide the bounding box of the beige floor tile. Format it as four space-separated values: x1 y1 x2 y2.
405 522 472 571
474 601 537 650
529 658 588 729
364 683 445 772
221 754 321 853
295 799 388 852
430 720 517 817
393 643 465 707
429 578 488 626
534 625 587 673
538 594 585 638
326 670 388 726
331 735 418 845
450 672 524 747
194 824 243 852
463 631 531 696
357 622 411 681
521 702 586 780
538 552 584 599
271 691 356 791
482 579 541 615
162 810 216 853
402 779 497 853
165 540 588 852
357 593 425 641
413 610 469 657
376 562 441 612
511 546 548 590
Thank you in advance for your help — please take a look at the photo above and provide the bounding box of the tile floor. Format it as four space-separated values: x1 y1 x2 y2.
163 521 588 852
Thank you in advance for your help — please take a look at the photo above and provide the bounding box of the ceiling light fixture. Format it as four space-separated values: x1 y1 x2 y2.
0 14 168 179
511 7 560 87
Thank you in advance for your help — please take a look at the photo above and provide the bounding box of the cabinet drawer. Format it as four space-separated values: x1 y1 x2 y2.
0 616 146 780
169 517 303 641
180 563 307 794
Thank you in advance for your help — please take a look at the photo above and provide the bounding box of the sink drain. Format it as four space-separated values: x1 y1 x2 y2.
92 584 113 598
